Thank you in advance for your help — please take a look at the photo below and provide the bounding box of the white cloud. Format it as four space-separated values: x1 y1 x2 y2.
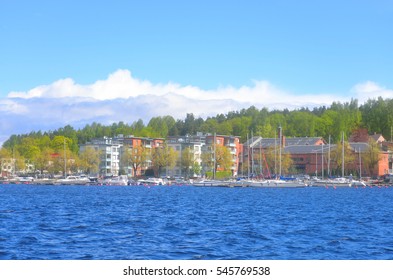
351 81 393 103
2 69 393 146
7 69 339 107
0 99 28 114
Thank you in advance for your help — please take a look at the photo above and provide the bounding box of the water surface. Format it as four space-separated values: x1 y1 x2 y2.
0 184 392 259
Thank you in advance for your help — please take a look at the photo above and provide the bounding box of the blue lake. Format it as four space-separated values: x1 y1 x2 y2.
1 184 393 260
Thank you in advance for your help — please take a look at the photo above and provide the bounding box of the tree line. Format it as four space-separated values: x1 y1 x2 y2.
1 97 392 176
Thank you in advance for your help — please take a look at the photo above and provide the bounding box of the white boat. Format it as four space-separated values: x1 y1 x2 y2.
56 175 91 185
9 176 35 183
192 180 229 187
241 180 269 187
137 178 166 186
103 176 128 186
245 179 307 188
311 177 366 187
351 180 367 187
227 179 249 187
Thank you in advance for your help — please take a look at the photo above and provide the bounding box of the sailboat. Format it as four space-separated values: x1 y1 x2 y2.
311 132 366 188
247 127 307 188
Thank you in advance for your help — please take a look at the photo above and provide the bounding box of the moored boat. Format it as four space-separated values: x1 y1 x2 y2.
137 177 166 186
103 176 129 186
310 177 366 187
246 179 307 188
192 180 229 187
56 175 91 185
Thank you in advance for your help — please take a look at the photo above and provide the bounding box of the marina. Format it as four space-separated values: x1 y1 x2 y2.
0 176 391 188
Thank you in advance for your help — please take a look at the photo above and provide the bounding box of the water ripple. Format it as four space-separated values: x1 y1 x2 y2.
1 185 393 259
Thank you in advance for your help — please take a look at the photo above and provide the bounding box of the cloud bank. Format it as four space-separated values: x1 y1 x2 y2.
1 69 393 145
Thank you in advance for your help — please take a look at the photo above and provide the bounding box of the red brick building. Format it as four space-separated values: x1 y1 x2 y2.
243 134 392 178
204 134 242 177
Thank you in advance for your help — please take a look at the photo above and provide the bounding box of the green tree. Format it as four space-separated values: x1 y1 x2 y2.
201 144 232 177
37 135 51 150
18 137 40 162
34 147 54 175
151 144 177 177
216 121 232 135
50 136 75 176
12 150 26 174
162 116 177 136
122 144 149 177
286 111 317 137
191 162 201 177
360 97 393 139
181 147 196 178
0 148 12 176
281 151 294 175
148 117 168 138
200 118 219 134
330 138 356 177
229 116 252 140
362 139 382 176
263 145 292 177
317 109 337 139
79 147 101 175
215 145 232 172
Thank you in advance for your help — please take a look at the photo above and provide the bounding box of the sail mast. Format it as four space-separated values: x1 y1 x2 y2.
342 131 345 177
321 141 324 179
64 138 67 177
328 135 331 177
259 136 263 177
251 131 254 177
246 133 250 179
359 148 362 179
279 125 282 177
213 132 216 180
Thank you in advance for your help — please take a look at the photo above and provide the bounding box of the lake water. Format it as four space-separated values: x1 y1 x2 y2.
1 184 393 260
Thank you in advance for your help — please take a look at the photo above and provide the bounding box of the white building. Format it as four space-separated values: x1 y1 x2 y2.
1 158 15 177
80 137 122 176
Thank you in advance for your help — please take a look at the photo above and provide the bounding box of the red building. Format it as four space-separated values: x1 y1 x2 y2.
115 135 164 177
204 134 242 177
243 134 392 178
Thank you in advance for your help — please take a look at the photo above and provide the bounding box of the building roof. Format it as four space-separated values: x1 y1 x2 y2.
370 133 385 143
244 136 324 148
166 135 206 144
284 145 328 154
349 142 370 153
284 142 370 155
286 137 325 146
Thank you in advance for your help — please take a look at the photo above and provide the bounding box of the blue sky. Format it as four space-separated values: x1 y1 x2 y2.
1 0 392 94
1 0 393 144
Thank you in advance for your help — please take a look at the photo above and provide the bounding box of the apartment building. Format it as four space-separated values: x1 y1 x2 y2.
166 135 205 178
204 134 242 177
79 137 122 176
114 135 164 177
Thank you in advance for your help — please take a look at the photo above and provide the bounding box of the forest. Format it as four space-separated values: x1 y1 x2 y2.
1 97 393 164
